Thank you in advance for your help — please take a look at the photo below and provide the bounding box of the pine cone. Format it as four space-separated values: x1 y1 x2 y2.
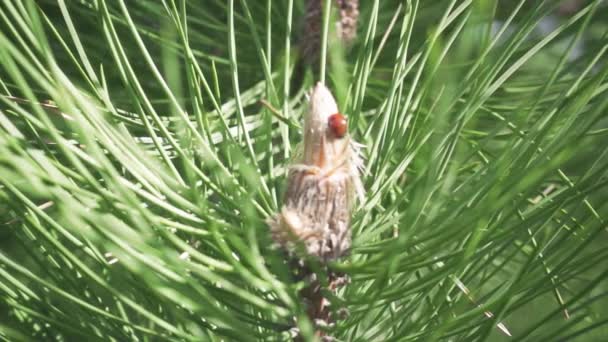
301 0 359 65
335 0 359 45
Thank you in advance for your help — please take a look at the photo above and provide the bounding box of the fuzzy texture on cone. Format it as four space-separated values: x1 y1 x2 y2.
268 82 364 261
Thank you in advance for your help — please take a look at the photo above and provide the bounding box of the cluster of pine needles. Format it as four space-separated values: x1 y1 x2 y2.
0 1 607 341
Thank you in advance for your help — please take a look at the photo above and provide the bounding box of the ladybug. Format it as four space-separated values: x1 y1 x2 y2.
328 113 347 138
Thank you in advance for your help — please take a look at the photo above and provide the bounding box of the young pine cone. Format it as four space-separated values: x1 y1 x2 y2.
267 83 364 262
301 0 360 65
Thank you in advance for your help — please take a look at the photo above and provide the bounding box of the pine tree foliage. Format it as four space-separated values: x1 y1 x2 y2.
0 0 607 341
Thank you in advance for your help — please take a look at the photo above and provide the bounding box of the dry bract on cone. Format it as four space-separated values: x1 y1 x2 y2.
301 0 360 65
268 82 364 262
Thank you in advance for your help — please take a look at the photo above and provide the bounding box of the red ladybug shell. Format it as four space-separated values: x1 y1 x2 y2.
328 113 347 138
